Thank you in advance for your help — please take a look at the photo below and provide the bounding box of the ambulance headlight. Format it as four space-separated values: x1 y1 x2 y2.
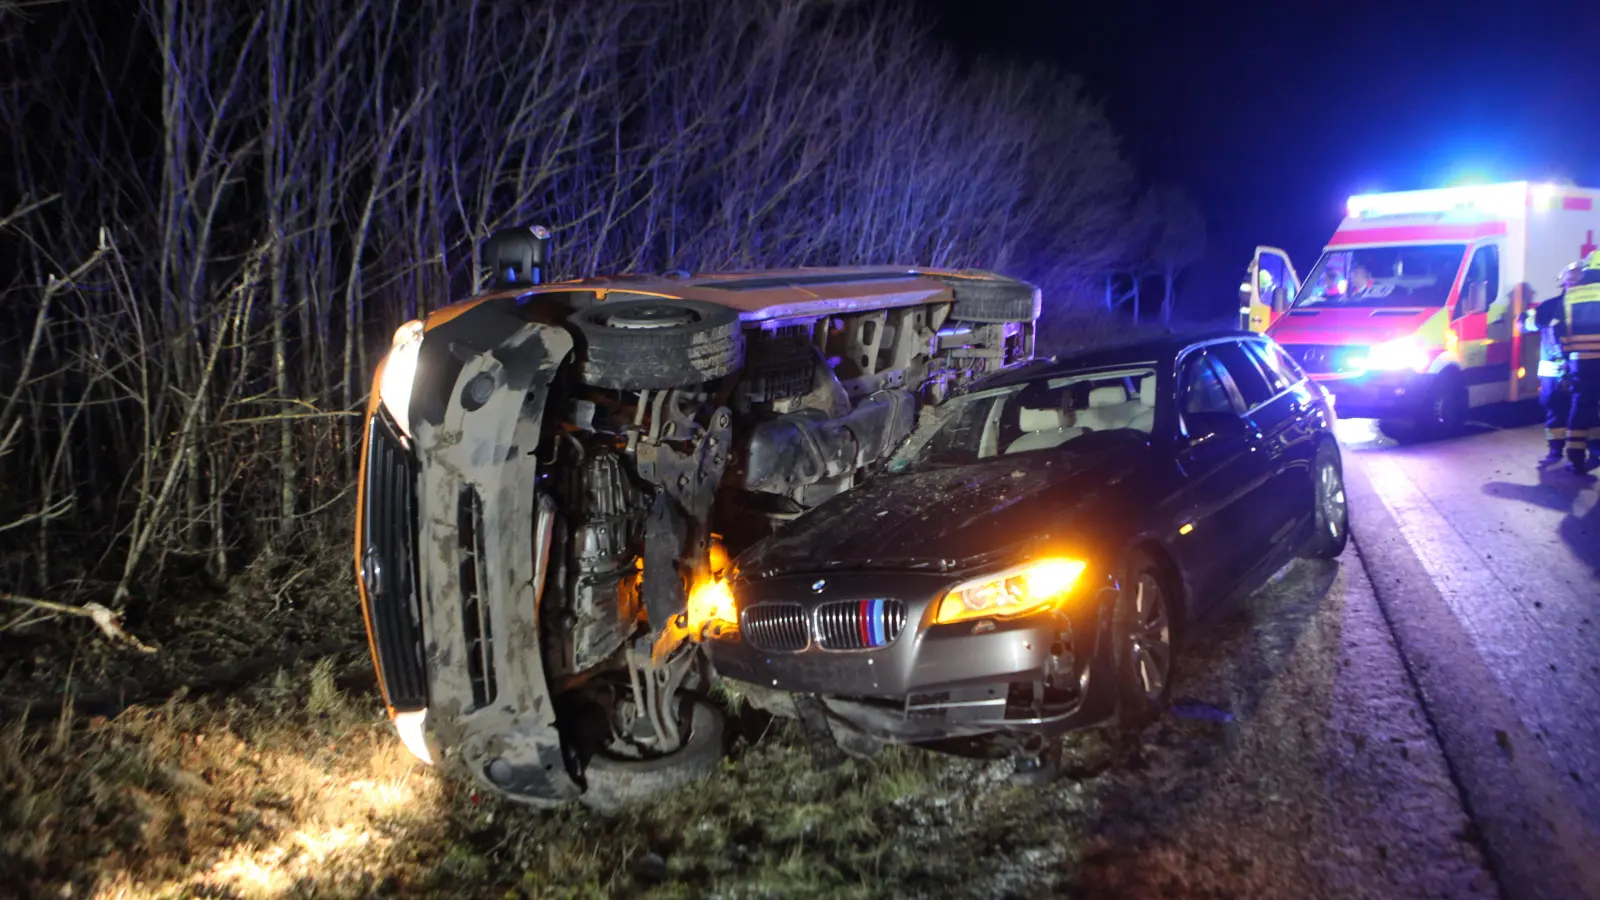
1356 336 1429 373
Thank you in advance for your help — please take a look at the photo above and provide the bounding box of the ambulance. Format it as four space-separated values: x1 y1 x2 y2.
1244 181 1600 435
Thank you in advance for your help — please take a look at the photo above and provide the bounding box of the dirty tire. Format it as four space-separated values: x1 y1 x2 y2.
578 696 726 815
935 272 1039 323
568 298 744 390
1113 549 1174 736
1302 440 1349 559
1413 369 1467 440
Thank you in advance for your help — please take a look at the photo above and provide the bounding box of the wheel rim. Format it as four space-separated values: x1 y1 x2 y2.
1319 461 1347 541
602 305 698 329
1124 574 1171 701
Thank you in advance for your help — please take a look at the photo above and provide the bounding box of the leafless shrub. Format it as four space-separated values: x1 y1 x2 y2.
0 0 1193 623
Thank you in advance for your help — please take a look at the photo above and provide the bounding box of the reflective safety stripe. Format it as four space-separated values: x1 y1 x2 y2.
1538 359 1567 377
1567 438 1589 452
1547 428 1568 440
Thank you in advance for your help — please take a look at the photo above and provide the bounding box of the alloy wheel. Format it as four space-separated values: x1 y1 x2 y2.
1319 461 1347 542
1124 574 1172 701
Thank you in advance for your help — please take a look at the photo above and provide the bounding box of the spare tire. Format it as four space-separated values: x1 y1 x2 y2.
577 695 726 814
568 298 744 390
934 272 1040 323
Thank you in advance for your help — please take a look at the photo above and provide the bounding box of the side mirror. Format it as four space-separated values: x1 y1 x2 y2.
1180 411 1247 446
1272 286 1289 312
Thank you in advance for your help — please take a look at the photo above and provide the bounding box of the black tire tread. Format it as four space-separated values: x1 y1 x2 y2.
578 696 726 814
931 272 1039 323
568 298 745 390
1302 440 1349 560
1114 549 1174 736
1414 369 1467 440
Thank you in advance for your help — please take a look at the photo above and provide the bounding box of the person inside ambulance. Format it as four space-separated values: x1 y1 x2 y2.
1348 263 1375 296
1526 263 1583 467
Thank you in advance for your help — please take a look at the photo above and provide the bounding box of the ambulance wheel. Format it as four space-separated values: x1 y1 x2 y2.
1416 370 1467 439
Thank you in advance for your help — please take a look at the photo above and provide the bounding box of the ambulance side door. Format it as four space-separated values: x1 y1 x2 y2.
1244 247 1300 333
1451 240 1511 405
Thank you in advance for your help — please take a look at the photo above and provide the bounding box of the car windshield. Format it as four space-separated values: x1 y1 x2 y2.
1292 243 1467 309
889 367 1158 472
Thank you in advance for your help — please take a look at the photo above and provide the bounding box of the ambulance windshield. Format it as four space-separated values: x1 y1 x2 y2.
1292 244 1467 309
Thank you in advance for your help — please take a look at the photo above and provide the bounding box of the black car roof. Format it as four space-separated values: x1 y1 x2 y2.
971 329 1261 390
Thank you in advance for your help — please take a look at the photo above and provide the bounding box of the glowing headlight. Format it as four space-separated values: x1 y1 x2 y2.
392 708 434 765
379 320 425 438
934 558 1087 625
686 577 738 637
1355 336 1429 373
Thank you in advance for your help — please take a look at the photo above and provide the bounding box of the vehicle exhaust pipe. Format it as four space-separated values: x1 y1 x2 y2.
484 225 552 288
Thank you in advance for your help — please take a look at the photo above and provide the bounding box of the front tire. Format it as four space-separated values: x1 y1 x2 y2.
1414 370 1467 439
578 694 726 814
1302 440 1349 560
1112 550 1175 735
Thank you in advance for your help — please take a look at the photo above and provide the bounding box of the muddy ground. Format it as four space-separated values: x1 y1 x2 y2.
1 543 1496 899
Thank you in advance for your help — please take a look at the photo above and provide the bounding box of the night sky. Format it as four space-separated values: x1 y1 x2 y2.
919 0 1598 319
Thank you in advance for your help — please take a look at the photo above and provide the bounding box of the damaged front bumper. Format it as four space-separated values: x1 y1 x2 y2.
707 571 1119 742
360 302 582 805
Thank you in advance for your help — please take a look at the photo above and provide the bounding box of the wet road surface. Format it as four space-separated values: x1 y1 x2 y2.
1340 411 1600 900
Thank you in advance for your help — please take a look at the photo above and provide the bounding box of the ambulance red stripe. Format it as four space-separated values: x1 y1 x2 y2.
1328 222 1508 246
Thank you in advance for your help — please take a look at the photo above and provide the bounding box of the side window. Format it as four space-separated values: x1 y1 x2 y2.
1210 341 1276 409
1257 253 1291 312
1457 245 1499 318
1179 351 1237 416
1242 340 1300 392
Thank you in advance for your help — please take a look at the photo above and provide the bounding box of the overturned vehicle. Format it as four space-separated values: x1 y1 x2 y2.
354 226 1040 810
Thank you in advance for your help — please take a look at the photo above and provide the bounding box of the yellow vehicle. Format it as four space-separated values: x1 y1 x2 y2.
1254 182 1600 434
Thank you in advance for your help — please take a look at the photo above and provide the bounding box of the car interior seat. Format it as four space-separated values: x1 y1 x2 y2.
1128 375 1156 432
1005 406 1085 454
1077 381 1158 433
1072 385 1134 431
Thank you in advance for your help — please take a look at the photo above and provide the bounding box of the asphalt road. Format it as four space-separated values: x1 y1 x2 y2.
1339 410 1600 900
1052 546 1497 900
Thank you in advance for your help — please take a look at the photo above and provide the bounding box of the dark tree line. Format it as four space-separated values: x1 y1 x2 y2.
0 0 1201 610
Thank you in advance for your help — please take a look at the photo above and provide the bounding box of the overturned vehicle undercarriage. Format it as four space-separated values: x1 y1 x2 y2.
355 226 1041 810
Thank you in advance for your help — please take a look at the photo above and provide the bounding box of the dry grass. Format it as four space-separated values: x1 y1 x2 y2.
1 660 443 899
1 646 1056 900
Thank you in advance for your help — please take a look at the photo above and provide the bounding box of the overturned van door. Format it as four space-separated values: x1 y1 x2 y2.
1240 246 1300 333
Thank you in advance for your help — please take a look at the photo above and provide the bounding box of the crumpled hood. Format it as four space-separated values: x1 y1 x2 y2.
735 447 1141 577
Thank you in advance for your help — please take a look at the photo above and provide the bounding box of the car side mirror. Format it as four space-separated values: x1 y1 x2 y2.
1180 411 1247 447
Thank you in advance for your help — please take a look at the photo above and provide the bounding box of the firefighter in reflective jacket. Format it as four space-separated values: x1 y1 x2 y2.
1564 250 1600 472
1526 263 1583 466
